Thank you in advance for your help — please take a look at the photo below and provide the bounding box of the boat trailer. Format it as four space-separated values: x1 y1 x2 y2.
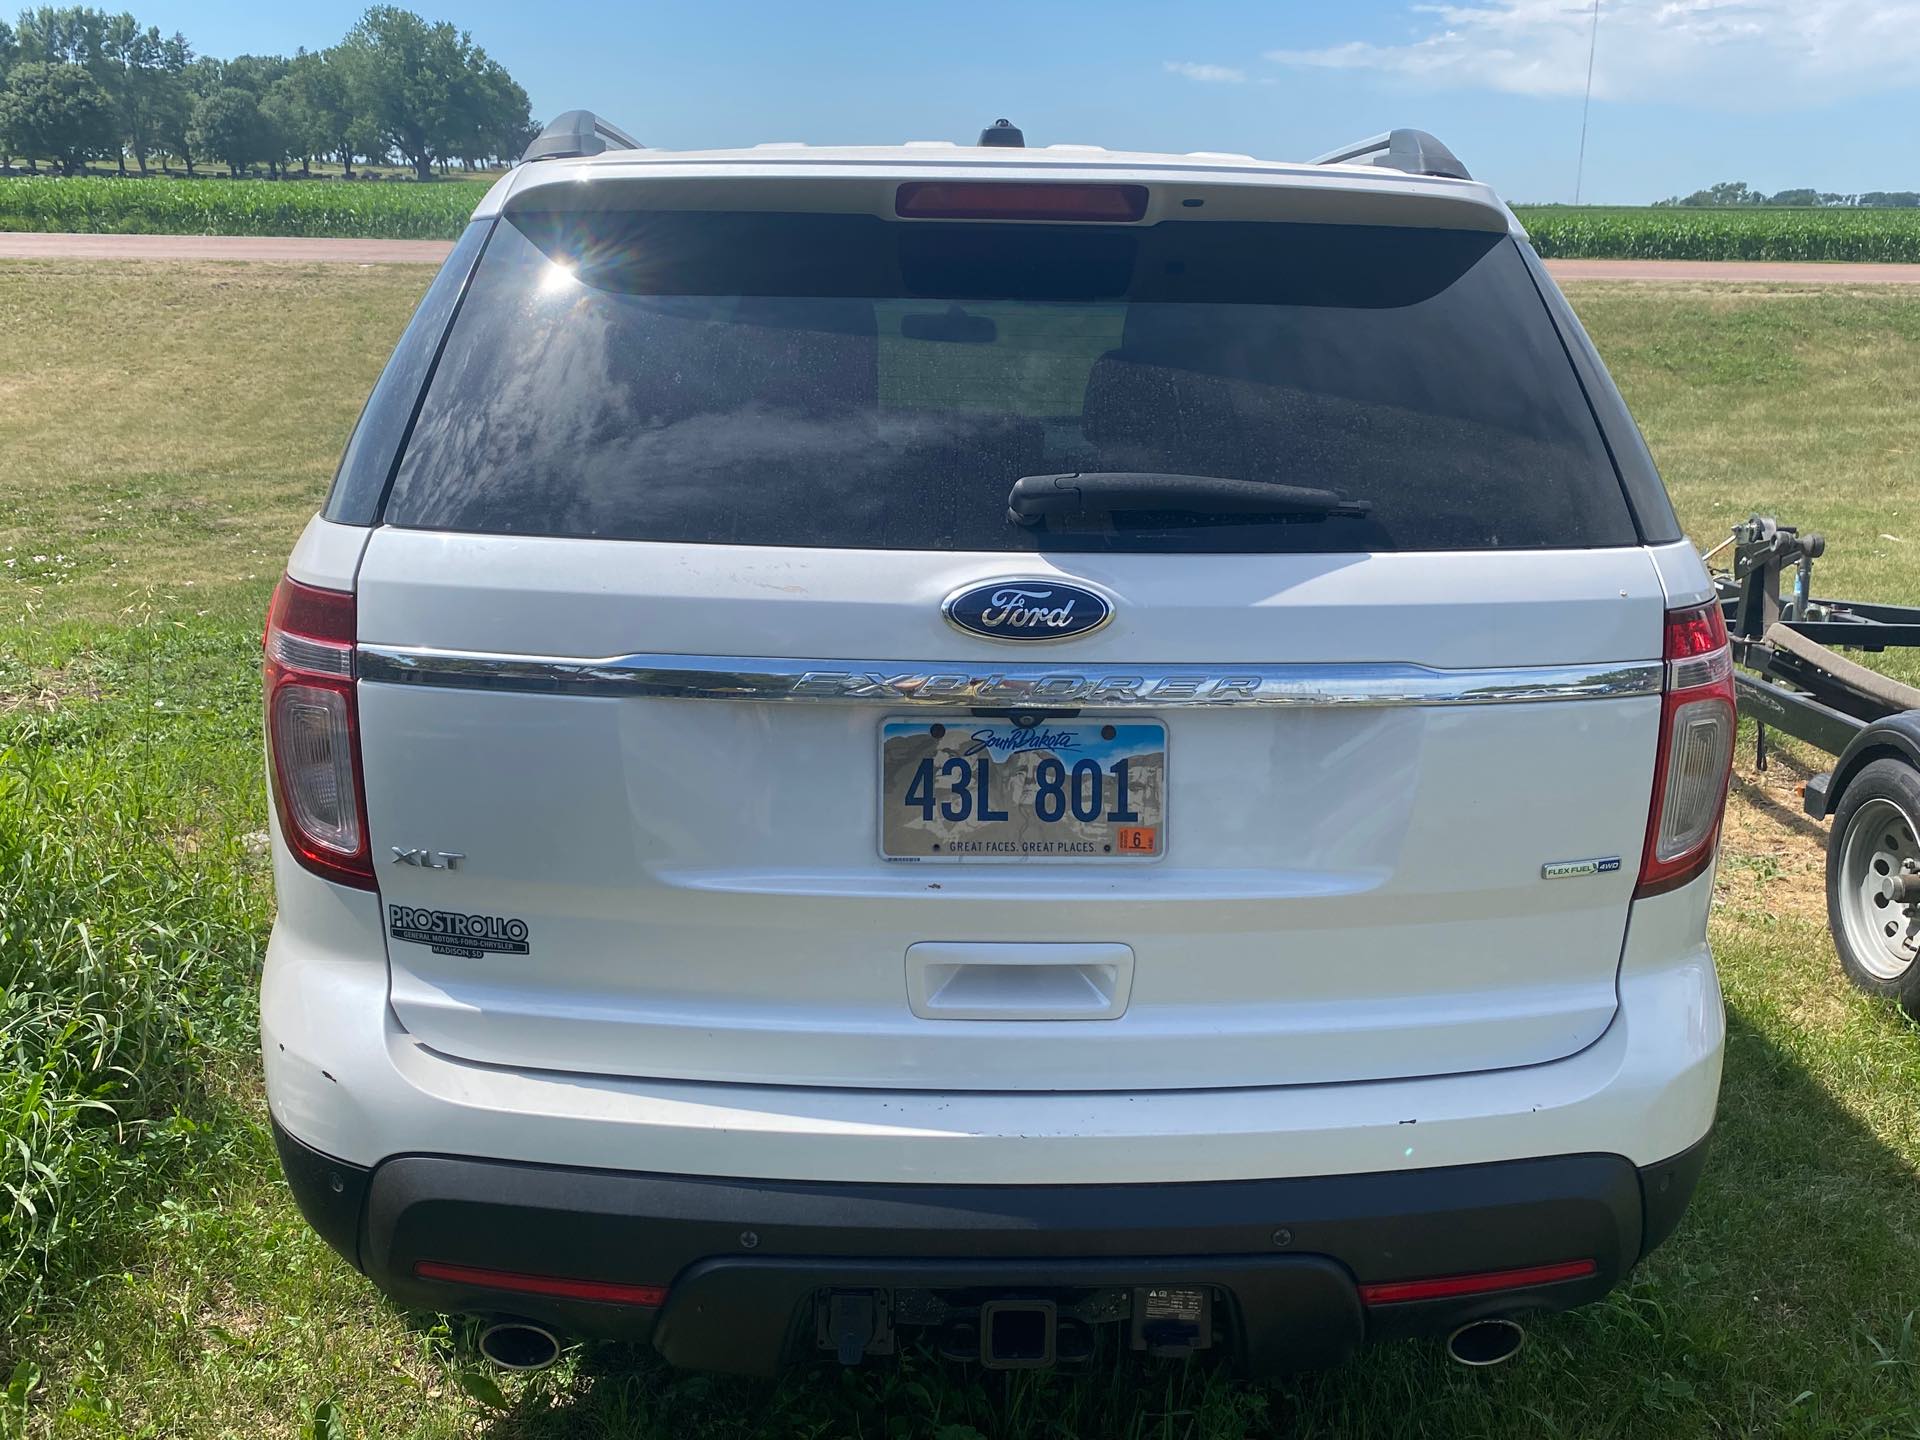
1713 516 1920 1012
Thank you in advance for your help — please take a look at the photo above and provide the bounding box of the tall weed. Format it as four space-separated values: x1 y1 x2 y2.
0 618 268 1336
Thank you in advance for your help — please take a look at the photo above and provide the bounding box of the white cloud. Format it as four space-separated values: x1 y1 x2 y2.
1265 1 1920 106
1164 60 1249 84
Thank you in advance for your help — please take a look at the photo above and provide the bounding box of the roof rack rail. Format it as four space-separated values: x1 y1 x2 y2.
522 110 644 163
1309 128 1470 181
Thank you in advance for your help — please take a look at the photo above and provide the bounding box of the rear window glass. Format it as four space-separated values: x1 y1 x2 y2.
324 218 490 525
382 210 1638 553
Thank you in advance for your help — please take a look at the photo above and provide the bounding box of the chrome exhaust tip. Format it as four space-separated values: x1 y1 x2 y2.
1446 1317 1525 1367
478 1320 562 1371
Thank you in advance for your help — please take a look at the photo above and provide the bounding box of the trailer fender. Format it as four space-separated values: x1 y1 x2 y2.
1808 712 1920 820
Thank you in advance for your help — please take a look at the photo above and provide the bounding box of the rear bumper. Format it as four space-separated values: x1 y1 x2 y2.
261 853 1724 1186
275 1118 1709 1376
265 844 1721 1374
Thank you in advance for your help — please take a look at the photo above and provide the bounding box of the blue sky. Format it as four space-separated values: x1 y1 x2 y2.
142 1 1920 203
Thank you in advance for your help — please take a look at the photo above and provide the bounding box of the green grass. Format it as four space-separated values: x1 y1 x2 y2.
1566 282 1920 687
0 621 268 1309
1516 205 1920 262
0 259 434 625
0 176 484 240
5 269 1920 1436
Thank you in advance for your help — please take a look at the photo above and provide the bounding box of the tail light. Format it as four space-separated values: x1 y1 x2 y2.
264 575 373 890
1636 602 1736 897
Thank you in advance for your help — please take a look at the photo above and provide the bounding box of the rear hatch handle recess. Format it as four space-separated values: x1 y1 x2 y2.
1008 472 1373 527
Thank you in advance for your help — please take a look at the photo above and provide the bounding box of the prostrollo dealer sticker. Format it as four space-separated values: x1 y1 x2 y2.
388 905 531 960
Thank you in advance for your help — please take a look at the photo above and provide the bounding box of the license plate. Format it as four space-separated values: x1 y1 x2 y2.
880 718 1165 861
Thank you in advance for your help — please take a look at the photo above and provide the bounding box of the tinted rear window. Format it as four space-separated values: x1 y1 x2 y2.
324 218 490 525
383 210 1638 553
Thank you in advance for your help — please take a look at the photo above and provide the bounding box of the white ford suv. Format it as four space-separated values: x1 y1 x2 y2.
261 117 1730 1376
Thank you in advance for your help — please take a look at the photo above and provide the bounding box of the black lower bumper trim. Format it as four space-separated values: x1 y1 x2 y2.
271 1119 1709 1377
659 1255 1360 1374
271 1116 371 1272
1639 1131 1712 1259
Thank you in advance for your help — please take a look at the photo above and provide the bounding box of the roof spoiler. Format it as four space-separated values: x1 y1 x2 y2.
1310 128 1470 181
522 110 644 163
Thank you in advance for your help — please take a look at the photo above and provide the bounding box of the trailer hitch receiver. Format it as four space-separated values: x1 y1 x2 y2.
980 1300 1057 1369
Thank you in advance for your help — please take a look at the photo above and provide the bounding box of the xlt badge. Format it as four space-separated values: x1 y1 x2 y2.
391 847 464 871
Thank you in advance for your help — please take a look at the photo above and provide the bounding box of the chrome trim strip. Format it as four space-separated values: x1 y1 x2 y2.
358 646 1662 709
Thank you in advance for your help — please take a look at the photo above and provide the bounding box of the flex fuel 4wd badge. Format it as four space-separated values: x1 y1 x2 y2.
389 905 530 960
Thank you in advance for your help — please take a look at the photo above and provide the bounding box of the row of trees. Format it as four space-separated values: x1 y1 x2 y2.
1655 181 1920 209
0 5 534 178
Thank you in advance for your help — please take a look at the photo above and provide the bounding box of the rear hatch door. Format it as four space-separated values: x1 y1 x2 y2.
353 179 1665 1091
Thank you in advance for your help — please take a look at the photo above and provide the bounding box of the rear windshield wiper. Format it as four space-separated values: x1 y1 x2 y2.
1008 472 1373 527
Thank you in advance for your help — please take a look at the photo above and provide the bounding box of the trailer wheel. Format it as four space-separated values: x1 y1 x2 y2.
1827 758 1920 1016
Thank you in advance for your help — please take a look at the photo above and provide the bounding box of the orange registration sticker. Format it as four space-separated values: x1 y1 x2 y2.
1115 826 1158 854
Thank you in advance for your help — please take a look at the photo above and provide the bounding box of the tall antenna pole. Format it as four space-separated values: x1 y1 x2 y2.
1573 0 1601 203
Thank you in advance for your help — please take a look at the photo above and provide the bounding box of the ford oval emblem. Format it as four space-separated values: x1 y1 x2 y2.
942 579 1113 642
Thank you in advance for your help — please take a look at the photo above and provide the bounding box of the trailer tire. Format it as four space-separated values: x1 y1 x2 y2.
1826 757 1920 1017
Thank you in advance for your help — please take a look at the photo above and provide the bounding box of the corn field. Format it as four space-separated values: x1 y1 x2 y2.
4 178 1920 257
0 175 484 240
1515 205 1920 262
